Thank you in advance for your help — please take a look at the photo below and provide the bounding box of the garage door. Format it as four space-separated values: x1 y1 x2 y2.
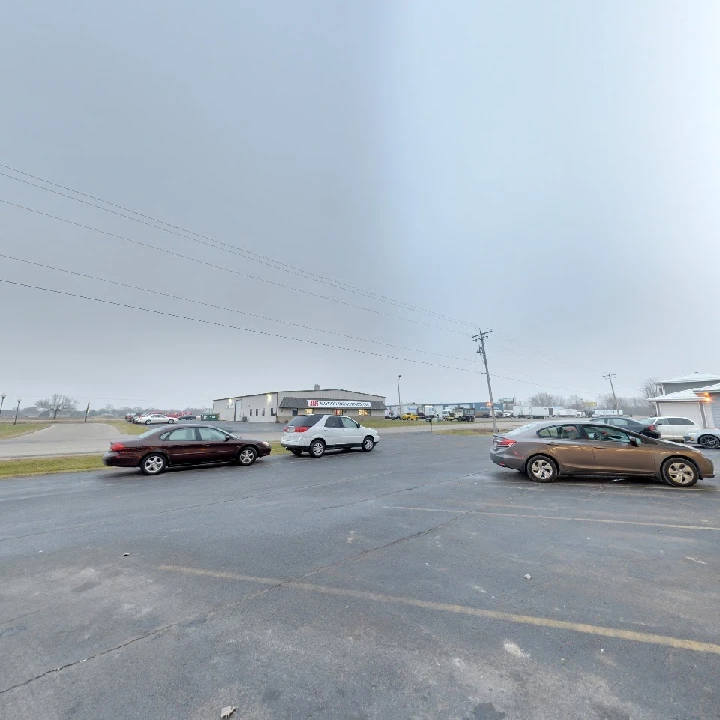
712 400 720 428
657 402 704 426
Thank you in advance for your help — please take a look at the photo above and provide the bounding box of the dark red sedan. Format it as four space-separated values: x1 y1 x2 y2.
103 424 272 475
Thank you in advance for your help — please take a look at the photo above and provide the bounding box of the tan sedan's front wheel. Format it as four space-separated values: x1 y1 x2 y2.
661 458 698 488
527 455 558 483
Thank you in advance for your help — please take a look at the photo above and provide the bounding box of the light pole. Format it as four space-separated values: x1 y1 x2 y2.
13 399 21 426
0 393 5 415
397 375 402 416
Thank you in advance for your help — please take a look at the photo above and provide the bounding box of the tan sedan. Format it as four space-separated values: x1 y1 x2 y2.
490 421 714 488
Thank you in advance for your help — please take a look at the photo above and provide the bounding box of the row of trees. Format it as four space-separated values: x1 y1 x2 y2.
22 396 206 419
525 378 660 416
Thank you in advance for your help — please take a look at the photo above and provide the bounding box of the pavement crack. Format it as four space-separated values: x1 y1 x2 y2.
0 625 170 696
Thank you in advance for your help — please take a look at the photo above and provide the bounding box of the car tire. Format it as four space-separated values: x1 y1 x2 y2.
661 457 698 488
291 449 303 457
145 420 152 425
361 436 375 452
237 446 258 466
140 453 167 475
698 434 720 450
526 455 558 483
167 418 175 424
309 439 325 458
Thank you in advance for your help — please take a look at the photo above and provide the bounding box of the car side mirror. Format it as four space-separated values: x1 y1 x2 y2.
629 437 640 447
224 436 231 442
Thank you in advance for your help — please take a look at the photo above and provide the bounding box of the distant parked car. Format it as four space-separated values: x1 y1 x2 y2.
125 413 137 422
592 416 661 439
490 420 714 488
401 413 419 421
177 415 198 421
133 413 176 425
684 427 720 449
103 424 271 475
644 416 700 442
281 414 379 458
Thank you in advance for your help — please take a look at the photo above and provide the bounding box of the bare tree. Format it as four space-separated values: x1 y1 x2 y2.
528 392 565 407
640 377 661 399
36 394 78 419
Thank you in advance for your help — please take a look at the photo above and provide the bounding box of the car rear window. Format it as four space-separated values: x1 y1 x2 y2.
505 423 542 436
286 415 323 427
136 428 163 439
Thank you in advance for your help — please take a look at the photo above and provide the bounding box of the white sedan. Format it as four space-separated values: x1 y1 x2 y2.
684 427 720 449
133 413 177 425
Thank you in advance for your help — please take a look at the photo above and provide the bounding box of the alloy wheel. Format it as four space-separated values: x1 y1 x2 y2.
143 455 165 474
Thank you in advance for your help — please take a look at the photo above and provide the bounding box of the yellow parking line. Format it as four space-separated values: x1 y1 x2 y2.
382 506 720 531
158 565 720 655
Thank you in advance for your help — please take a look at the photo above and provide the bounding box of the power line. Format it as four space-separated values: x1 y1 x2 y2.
0 275 600 394
0 163 605 370
1 251 600 395
0 197 469 338
0 164 477 329
0 252 478 364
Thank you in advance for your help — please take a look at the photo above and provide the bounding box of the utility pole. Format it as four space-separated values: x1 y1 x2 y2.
397 375 402 416
13 399 20 426
472 330 498 432
0 393 5 415
603 373 618 411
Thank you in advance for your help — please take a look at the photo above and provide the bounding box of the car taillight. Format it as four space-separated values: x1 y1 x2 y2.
495 438 517 448
110 442 126 451
647 424 657 432
283 426 289 432
294 426 309 433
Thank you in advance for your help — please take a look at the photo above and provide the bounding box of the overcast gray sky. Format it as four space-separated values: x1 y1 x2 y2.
2 1 719 409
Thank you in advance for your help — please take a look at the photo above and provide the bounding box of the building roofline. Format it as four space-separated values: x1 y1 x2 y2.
214 388 386 402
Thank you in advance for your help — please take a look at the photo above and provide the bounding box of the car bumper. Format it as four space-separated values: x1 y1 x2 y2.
103 452 141 468
489 449 526 471
281 435 309 449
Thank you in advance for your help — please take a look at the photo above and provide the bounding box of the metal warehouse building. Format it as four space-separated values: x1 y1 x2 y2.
212 386 386 423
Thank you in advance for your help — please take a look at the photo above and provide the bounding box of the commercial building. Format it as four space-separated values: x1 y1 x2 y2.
648 372 720 427
212 386 386 423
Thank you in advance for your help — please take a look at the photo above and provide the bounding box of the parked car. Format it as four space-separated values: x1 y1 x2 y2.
684 427 720 449
442 411 456 421
103 424 271 475
133 413 177 425
644 416 700 442
177 415 198 421
401 413 419 421
281 414 380 458
592 416 661 439
125 413 137 422
490 420 713 488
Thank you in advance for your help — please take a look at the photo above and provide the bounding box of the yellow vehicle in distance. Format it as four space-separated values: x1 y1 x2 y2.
401 413 419 421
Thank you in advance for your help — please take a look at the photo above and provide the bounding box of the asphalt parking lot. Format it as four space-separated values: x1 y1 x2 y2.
1 434 718 719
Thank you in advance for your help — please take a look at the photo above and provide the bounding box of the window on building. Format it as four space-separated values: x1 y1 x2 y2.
333 409 343 416
270 408 276 416
304 408 314 415
292 409 298 416
358 409 370 416
262 408 265 416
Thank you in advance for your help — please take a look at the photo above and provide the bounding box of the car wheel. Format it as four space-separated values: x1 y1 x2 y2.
140 453 167 475
309 439 325 458
527 455 558 483
167 418 175 424
237 446 258 466
698 434 720 450
291 449 303 457
145 419 152 425
362 436 375 452
661 458 698 488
